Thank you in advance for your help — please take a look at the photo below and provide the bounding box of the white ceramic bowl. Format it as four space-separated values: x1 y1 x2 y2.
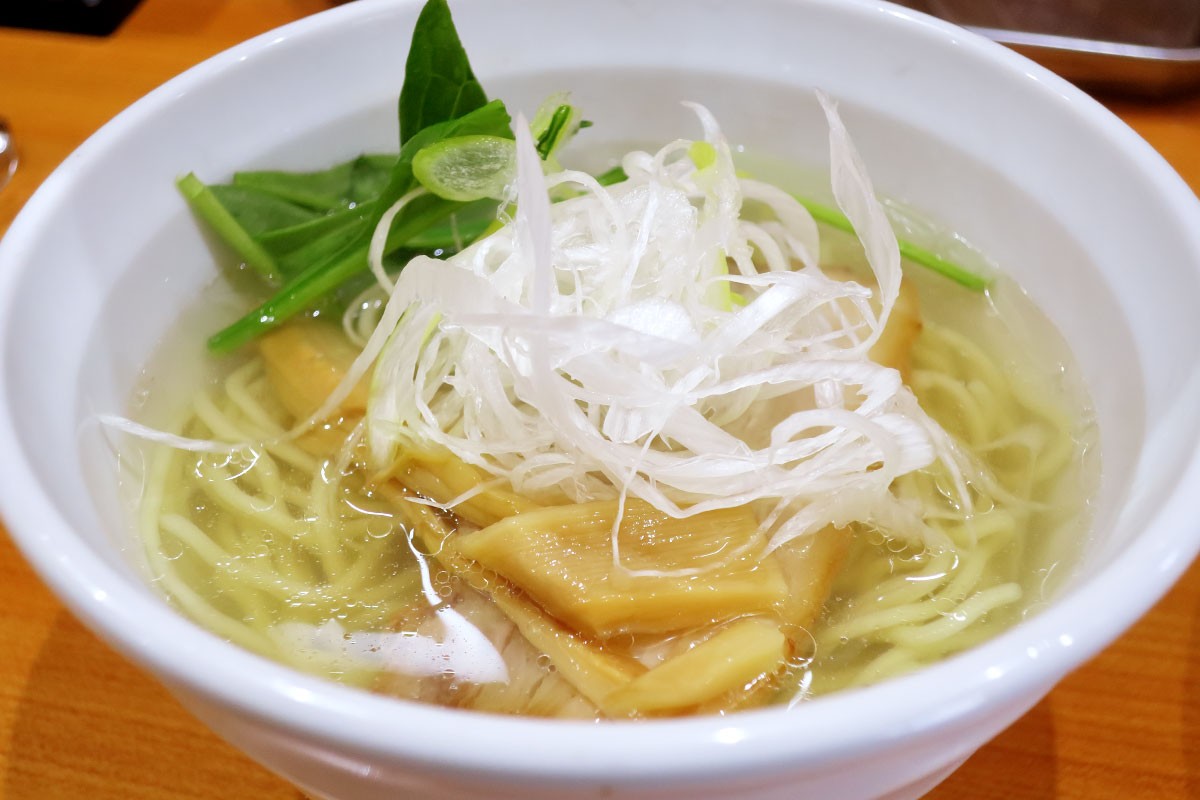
3 1 1200 798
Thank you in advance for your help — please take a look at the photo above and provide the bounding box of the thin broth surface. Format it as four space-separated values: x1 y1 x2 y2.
124 209 1096 717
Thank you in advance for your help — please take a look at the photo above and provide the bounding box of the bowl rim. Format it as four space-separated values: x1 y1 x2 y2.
2 0 1200 783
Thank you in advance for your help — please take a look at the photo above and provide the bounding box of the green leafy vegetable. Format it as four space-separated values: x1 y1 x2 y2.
177 173 286 282
257 200 380 258
206 100 514 353
272 208 377 278
182 155 401 283
205 185 318 235
405 198 499 250
207 192 458 353
398 0 488 146
233 155 395 210
181 0 605 354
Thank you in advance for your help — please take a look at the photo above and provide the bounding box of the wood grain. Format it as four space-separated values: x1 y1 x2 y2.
1 2 1198 798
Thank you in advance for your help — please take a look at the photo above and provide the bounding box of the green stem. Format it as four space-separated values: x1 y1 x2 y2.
177 173 281 283
206 196 460 354
793 197 990 292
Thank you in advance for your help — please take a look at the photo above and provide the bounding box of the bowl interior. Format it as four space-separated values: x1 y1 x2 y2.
3 0 1200 781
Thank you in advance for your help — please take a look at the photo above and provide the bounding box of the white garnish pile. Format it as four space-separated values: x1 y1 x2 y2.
338 93 968 554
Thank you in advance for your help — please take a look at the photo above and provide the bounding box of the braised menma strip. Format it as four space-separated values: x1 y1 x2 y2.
455 500 788 638
375 482 646 712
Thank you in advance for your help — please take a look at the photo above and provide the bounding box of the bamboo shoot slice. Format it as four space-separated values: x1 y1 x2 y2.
258 318 370 419
377 483 643 708
603 618 787 716
774 526 849 631
490 591 644 708
401 452 540 527
456 500 788 638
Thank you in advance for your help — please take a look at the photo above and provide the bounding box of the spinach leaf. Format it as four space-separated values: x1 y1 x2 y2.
233 154 396 211
398 0 487 145
258 200 380 258
207 194 460 353
207 185 319 235
274 211 377 278
405 198 498 250
192 0 515 353
182 165 388 284
347 154 397 202
207 100 513 353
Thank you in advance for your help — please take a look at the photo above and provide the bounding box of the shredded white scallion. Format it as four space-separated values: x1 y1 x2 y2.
362 99 967 556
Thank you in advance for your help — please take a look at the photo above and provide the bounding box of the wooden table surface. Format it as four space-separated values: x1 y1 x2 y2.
1 2 1198 798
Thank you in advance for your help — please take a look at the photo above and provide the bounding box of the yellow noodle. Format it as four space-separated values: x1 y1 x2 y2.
224 361 283 433
137 297 1088 708
160 514 311 600
137 366 420 670
911 369 990 445
805 317 1086 692
882 583 1023 648
850 647 920 688
194 457 307 538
